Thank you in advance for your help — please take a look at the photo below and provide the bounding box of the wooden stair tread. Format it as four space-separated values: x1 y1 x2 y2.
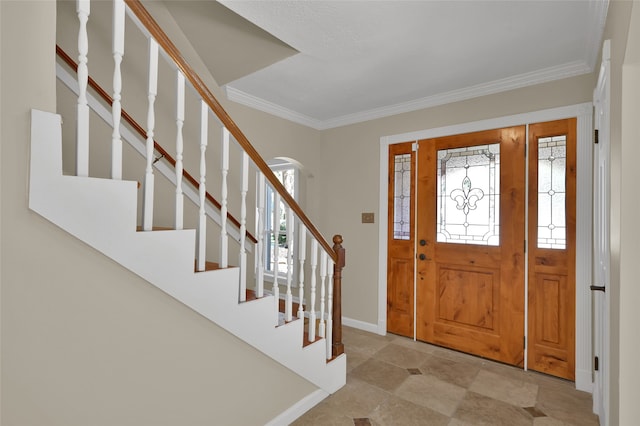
245 289 327 348
195 261 221 272
302 331 323 347
136 226 174 231
244 289 305 312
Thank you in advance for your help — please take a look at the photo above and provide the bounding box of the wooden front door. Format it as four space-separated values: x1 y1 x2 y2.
415 127 526 366
527 118 576 380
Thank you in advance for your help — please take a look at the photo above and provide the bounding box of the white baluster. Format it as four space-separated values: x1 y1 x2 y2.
220 127 229 268
239 152 249 302
256 173 266 297
298 224 307 320
142 38 158 231
76 0 90 177
174 70 185 230
272 191 281 325
111 0 124 180
308 240 318 341
326 260 334 360
285 208 294 322
196 101 208 272
318 250 328 339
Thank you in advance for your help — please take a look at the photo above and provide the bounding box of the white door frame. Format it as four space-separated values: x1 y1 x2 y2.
592 39 611 423
378 102 594 392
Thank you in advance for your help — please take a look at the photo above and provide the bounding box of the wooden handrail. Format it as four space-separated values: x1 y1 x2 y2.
124 0 337 263
56 45 258 244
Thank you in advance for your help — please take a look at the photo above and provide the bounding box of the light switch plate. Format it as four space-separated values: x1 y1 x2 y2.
362 212 375 223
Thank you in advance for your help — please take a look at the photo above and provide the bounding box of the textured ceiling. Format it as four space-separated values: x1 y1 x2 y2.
212 0 608 129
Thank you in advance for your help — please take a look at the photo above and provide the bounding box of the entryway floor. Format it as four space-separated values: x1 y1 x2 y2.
293 326 599 426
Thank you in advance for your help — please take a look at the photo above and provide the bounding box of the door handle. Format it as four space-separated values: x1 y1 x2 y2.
590 285 606 292
418 253 431 261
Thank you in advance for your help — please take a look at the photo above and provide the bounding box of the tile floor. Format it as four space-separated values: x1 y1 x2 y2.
293 326 599 426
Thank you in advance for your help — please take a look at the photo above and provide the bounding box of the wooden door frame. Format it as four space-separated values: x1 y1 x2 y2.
378 102 593 392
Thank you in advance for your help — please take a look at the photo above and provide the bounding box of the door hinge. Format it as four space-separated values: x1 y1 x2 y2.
595 129 599 144
595 356 599 371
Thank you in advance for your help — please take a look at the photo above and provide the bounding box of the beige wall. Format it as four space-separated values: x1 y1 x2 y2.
619 1 640 423
1 2 317 425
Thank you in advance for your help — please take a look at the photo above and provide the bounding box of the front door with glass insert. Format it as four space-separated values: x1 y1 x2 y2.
387 121 577 376
415 126 526 366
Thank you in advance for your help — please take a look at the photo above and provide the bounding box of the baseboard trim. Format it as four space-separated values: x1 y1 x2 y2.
265 389 329 426
575 368 593 393
342 316 383 335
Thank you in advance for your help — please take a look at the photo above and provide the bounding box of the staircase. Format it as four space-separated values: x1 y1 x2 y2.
28 0 346 401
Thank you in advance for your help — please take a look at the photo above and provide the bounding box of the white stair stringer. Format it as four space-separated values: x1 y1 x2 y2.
29 109 346 394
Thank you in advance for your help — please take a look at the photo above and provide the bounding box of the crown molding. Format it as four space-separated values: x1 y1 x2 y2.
224 86 324 129
225 60 592 131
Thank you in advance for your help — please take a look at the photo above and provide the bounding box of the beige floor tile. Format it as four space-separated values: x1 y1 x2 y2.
469 369 539 407
343 328 392 357
479 359 539 384
535 384 599 426
293 329 597 426
369 394 450 426
419 353 481 388
448 419 476 426
429 345 488 366
324 377 390 419
373 343 432 369
529 371 577 392
390 334 439 355
453 391 533 426
395 374 467 416
291 401 356 426
346 350 368 372
350 358 410 392
533 417 569 426
344 326 395 342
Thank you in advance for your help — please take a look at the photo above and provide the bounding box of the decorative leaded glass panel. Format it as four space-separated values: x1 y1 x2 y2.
537 136 567 249
393 154 412 240
437 144 500 246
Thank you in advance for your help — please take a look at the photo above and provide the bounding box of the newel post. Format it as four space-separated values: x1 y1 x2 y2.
332 234 345 357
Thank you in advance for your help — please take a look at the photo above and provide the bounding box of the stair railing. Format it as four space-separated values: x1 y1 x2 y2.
65 0 344 359
56 45 257 247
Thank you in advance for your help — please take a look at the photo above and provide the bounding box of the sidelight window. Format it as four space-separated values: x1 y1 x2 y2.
393 153 412 240
537 136 567 249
